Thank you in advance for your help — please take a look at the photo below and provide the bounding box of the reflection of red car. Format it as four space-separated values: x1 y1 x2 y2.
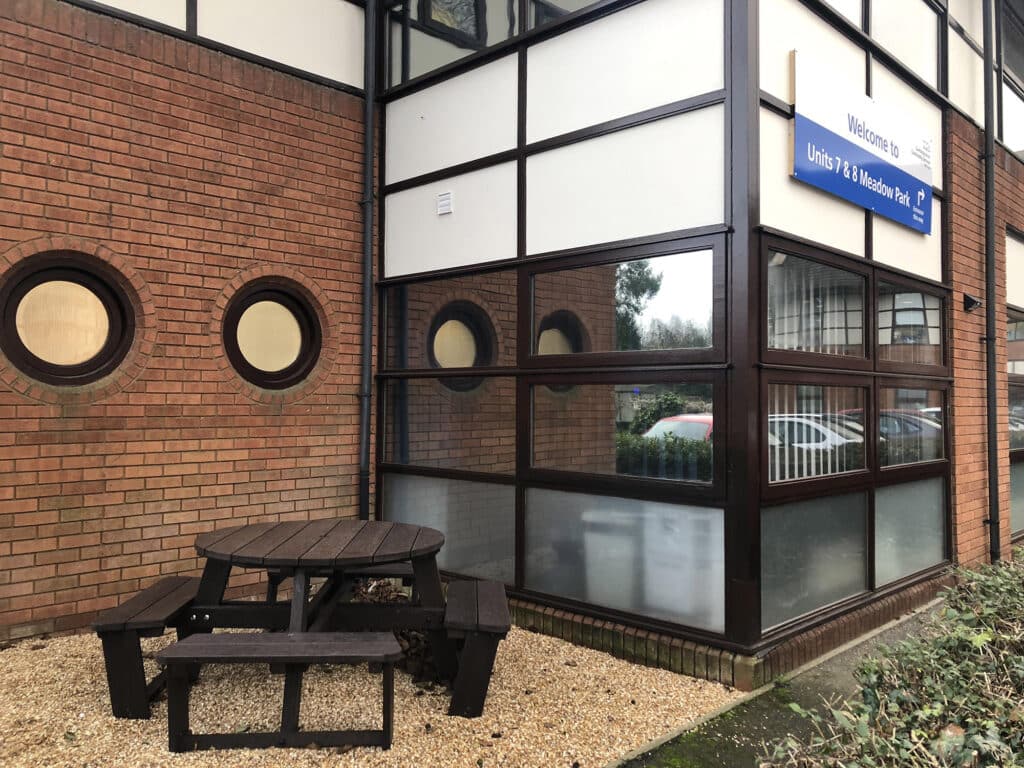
643 413 713 441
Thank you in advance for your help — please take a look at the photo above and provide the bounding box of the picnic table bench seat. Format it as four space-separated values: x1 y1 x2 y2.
92 575 201 719
444 579 511 718
157 632 402 752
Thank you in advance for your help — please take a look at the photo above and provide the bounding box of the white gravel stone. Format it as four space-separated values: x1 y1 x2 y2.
0 628 740 768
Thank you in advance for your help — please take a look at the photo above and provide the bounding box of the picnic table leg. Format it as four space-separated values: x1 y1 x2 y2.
288 569 311 632
280 664 304 738
411 555 458 680
382 662 394 749
166 665 192 752
449 632 502 718
100 630 150 719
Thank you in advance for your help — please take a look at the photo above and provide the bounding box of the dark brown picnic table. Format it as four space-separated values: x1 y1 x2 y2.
184 519 457 674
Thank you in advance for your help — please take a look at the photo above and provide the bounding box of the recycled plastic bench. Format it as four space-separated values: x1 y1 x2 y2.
443 580 511 717
157 632 402 752
92 576 201 718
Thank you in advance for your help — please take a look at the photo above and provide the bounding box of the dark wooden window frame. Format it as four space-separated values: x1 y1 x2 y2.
0 251 135 387
222 279 322 391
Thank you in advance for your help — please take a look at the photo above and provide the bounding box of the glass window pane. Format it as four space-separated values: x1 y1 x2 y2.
384 377 515 472
529 0 602 28
875 478 945 585
878 389 944 466
385 271 515 370
532 250 714 355
761 492 867 629
768 384 865 483
878 283 943 366
767 253 865 357
1011 386 1024 450
1005 4 1024 84
533 382 714 483
1011 462 1024 535
382 474 514 582
524 487 725 632
388 1 517 86
1008 316 1024 374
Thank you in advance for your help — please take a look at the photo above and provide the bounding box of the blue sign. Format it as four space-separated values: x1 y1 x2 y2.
793 114 932 234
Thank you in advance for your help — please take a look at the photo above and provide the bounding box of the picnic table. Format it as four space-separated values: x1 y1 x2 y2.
93 516 511 750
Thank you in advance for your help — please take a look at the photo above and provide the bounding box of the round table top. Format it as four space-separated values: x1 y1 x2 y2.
195 519 444 569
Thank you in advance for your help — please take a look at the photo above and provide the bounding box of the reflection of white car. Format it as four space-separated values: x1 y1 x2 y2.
767 414 863 450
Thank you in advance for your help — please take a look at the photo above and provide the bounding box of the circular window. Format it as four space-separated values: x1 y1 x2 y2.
223 281 321 389
427 301 495 391
536 310 587 355
0 253 134 386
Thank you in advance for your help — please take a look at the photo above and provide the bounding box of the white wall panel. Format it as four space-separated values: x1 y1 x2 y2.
526 0 723 142
1003 82 1024 154
198 0 363 87
1008 234 1024 308
949 0 984 44
385 56 517 185
526 107 725 255
872 198 942 281
871 0 938 87
384 163 517 277
948 33 985 124
760 108 866 256
871 62 943 190
760 0 866 102
825 0 862 27
92 0 186 28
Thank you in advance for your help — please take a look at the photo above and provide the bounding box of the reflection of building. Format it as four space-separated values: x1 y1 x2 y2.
2 0 1024 692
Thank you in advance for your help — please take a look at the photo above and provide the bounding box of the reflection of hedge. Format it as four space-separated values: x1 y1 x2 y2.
879 436 943 466
1012 430 1024 451
616 432 712 482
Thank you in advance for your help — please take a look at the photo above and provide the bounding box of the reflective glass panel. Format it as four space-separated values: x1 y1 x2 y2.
382 473 514 582
761 492 867 629
533 382 713 483
1008 315 1024 374
525 487 725 632
384 270 515 370
768 384 866 483
767 253 865 357
878 389 944 467
532 250 714 355
875 478 945 585
878 283 942 366
384 377 515 473
1011 462 1024 534
529 0 603 28
1011 386 1024 451
387 1 517 86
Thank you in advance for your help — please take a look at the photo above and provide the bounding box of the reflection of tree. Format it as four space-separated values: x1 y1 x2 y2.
642 315 711 350
615 260 662 350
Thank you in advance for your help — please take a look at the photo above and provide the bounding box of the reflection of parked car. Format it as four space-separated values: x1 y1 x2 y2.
767 414 863 450
838 408 943 441
643 413 713 441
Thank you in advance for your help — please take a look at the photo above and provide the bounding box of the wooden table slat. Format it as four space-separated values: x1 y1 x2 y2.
336 521 393 566
195 526 245 556
301 519 366 566
260 519 342 567
231 521 307 562
444 580 478 632
475 581 510 634
371 523 420 563
202 522 277 558
409 526 445 559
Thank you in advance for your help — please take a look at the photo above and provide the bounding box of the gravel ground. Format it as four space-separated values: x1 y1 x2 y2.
0 628 740 768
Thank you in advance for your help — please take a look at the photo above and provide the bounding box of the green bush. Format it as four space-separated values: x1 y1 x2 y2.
765 554 1024 767
615 431 712 482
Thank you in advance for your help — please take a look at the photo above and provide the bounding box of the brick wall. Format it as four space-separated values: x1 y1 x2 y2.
0 0 367 639
947 111 1023 566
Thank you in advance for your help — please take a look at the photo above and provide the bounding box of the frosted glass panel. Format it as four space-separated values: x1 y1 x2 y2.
762 492 867 629
871 0 938 87
875 478 945 585
381 474 514 583
92 0 186 28
1004 82 1024 154
525 488 725 632
1011 462 1024 534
